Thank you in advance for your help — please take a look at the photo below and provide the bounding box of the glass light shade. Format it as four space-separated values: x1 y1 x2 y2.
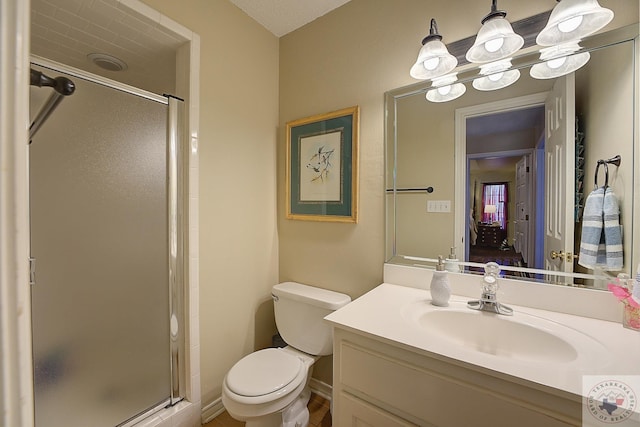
530 43 590 79
472 59 520 91
466 17 524 63
426 74 466 102
536 0 614 47
410 39 458 80
473 69 520 91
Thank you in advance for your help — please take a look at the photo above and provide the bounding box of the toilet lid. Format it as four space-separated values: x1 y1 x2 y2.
226 348 302 397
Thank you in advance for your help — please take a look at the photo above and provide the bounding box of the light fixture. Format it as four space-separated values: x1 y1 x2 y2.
410 19 458 80
465 0 524 64
484 204 498 223
530 42 590 79
536 0 614 47
484 204 498 214
472 58 520 91
426 74 466 103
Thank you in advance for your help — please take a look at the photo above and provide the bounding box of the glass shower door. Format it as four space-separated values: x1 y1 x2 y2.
30 65 171 427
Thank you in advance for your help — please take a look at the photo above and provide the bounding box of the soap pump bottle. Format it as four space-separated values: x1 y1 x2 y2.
444 247 460 273
430 256 451 307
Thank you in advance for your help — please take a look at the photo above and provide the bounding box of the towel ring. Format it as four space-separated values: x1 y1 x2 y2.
594 160 609 189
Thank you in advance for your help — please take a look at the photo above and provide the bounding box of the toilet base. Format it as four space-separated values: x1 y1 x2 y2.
245 388 311 427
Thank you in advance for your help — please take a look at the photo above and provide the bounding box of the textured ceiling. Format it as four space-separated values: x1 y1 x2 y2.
227 0 352 37
30 0 187 96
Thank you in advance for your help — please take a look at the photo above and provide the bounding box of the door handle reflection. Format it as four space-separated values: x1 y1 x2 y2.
550 250 579 262
550 250 564 261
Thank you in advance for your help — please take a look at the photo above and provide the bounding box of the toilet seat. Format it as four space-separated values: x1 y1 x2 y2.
226 348 303 398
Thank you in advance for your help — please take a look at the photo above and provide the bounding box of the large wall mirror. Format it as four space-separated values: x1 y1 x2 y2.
385 24 639 290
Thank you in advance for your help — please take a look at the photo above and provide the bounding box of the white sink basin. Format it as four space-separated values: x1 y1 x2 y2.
401 300 608 365
418 309 577 362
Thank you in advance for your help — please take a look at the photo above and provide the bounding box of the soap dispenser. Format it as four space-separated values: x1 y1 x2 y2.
430 256 451 307
444 247 460 273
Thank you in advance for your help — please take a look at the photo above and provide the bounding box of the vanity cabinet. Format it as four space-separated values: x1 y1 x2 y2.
477 224 506 248
332 328 582 427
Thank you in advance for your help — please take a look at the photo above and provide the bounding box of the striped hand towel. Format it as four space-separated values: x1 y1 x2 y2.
578 188 605 269
603 187 623 270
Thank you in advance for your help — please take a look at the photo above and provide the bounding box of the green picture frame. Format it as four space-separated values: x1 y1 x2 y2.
286 106 359 223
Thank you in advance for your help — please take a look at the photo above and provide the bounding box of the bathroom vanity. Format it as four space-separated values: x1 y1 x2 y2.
325 266 640 427
364 19 640 427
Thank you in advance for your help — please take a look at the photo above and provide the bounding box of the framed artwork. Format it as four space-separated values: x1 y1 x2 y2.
285 106 359 223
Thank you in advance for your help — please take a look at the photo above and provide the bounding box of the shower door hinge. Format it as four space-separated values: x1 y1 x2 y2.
29 257 36 286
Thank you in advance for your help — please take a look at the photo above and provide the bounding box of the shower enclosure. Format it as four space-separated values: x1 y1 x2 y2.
29 62 184 427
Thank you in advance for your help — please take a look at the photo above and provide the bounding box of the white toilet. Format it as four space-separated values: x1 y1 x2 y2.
221 281 351 427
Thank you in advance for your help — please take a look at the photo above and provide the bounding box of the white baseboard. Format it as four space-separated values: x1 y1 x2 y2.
201 396 225 424
200 380 333 423
309 378 332 402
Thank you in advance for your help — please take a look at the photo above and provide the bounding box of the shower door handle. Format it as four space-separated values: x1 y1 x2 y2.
29 257 36 286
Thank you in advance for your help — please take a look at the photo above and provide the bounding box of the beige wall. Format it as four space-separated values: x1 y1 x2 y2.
142 0 280 405
279 0 637 384
143 0 638 407
391 82 550 261
277 0 552 296
576 40 635 273
279 0 637 297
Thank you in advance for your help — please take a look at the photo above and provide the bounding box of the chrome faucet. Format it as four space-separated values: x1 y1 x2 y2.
467 262 513 316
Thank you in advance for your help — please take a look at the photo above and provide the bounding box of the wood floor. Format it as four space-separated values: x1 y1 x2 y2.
204 393 331 427
469 245 524 266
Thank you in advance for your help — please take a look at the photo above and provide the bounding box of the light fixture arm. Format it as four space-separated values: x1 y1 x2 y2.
410 17 458 80
422 18 443 44
481 0 507 24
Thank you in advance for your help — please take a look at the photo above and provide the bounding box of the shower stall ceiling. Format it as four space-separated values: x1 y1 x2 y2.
30 0 183 95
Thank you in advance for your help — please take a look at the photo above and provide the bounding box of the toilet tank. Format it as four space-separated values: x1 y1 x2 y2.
272 282 351 356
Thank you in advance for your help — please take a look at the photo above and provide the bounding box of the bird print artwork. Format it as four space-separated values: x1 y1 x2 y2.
306 145 335 182
298 130 342 203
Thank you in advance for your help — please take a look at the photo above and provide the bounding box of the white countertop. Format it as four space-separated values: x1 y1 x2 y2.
325 283 640 397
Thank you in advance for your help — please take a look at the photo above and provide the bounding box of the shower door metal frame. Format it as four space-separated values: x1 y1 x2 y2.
167 95 186 405
29 56 187 422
